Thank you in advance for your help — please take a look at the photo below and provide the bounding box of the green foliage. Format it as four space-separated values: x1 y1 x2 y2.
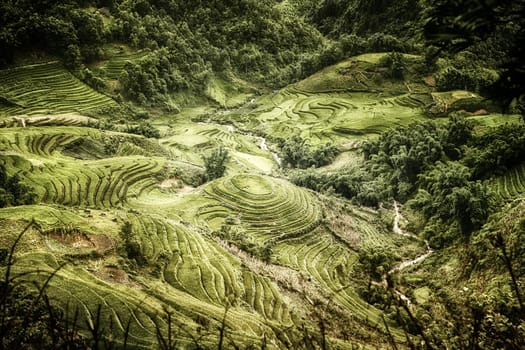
81 68 106 92
309 0 423 40
291 117 507 243
0 281 88 349
379 52 406 80
63 44 82 70
216 224 273 263
363 121 444 201
120 221 146 265
358 244 398 281
366 33 409 53
412 201 525 349
0 0 328 106
108 0 324 92
410 162 493 243
125 121 160 138
290 169 365 200
442 115 474 159
0 163 37 208
278 136 338 169
119 48 190 105
1 1 525 347
463 124 525 179
424 0 525 110
436 65 498 93
0 2 106 66
203 146 229 181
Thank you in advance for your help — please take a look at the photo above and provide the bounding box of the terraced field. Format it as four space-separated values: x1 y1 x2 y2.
198 174 322 239
160 120 276 173
275 228 381 321
490 162 525 201
0 204 302 348
0 127 166 208
0 61 117 116
272 202 410 339
232 86 432 146
101 50 147 79
0 53 448 348
125 214 295 325
0 113 98 128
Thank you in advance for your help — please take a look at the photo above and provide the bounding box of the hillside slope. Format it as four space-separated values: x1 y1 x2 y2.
1 5 524 344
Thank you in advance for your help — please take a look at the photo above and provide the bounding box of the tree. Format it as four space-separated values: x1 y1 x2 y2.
424 0 525 111
358 244 397 282
279 136 338 169
410 161 493 242
203 147 229 181
0 164 36 208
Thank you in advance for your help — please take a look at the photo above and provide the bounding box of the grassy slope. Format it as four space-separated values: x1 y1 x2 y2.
1 52 523 348
207 53 439 153
0 61 117 116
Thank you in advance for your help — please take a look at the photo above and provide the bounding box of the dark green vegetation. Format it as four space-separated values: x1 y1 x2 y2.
0 0 524 349
0 163 36 207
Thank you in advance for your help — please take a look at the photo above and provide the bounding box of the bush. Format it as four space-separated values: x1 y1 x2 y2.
0 164 37 207
203 147 229 181
279 136 338 169
120 221 146 266
125 122 160 138
366 33 407 52
436 66 499 93
379 52 406 79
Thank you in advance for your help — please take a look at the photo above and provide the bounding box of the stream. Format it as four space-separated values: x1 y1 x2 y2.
200 120 282 168
382 201 433 306
257 136 282 166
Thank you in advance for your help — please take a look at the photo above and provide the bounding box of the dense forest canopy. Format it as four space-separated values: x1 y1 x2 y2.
1 0 523 109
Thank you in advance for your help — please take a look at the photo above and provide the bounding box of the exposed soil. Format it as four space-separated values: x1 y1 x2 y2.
92 266 143 288
47 231 115 255
160 177 195 193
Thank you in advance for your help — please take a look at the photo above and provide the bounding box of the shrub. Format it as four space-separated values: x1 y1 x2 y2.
436 66 498 93
203 147 229 181
366 33 407 52
279 136 338 169
125 122 160 138
0 164 37 208
379 52 406 79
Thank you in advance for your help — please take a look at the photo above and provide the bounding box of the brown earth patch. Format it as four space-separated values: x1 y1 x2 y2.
93 266 142 287
424 75 436 87
160 178 182 188
47 231 115 255
160 178 195 193
472 108 489 116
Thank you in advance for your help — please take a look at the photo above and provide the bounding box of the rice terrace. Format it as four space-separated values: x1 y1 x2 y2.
0 1 524 349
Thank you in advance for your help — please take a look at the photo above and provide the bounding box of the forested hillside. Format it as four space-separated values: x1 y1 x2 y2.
0 0 524 349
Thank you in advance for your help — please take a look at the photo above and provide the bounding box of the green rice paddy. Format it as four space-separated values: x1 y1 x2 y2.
0 61 117 116
0 53 484 348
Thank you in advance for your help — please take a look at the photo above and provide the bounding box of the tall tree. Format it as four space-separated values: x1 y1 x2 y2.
424 0 525 112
